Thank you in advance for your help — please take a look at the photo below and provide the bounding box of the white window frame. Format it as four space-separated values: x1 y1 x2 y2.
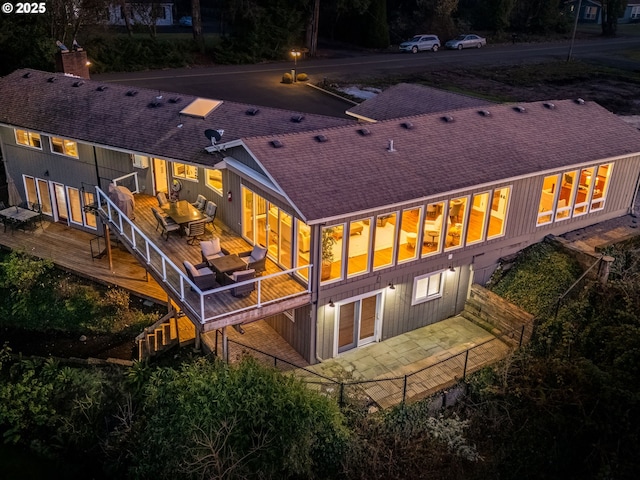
584 6 597 20
14 129 42 150
632 6 640 19
172 161 198 182
411 270 445 305
50 136 79 158
205 168 223 195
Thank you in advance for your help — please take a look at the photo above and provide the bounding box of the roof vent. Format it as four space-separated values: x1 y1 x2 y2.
543 102 556 110
513 106 526 113
441 115 454 123
401 121 414 130
72 81 84 87
126 90 138 97
246 107 260 116
478 110 491 117
291 114 305 123
47 77 57 83
96 85 108 91
315 134 328 143
148 100 162 108
387 139 396 152
575 98 585 105
271 139 284 148
168 96 181 103
22 72 32 79
358 128 371 136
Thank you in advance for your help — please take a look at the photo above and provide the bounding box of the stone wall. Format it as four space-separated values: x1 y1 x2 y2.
462 284 535 347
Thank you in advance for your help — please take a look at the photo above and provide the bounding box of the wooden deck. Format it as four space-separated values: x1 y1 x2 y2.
0 193 312 333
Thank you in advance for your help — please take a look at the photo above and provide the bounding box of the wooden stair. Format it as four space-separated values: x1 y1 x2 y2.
136 310 184 361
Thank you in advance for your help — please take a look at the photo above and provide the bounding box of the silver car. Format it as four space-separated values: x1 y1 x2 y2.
399 34 441 53
445 34 487 50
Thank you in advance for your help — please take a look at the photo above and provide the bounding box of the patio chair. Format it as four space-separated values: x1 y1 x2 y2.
152 207 180 240
200 237 230 264
204 200 218 231
183 260 217 291
224 269 255 298
185 219 207 245
238 245 267 275
191 194 207 212
156 192 170 210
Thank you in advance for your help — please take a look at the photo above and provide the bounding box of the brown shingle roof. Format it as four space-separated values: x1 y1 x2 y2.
346 83 495 122
244 100 640 223
0 69 353 167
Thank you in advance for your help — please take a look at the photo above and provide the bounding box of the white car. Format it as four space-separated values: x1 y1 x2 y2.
445 34 487 50
399 34 441 53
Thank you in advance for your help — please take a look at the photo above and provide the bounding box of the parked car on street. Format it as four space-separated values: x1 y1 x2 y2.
178 16 192 27
445 34 487 50
399 34 441 53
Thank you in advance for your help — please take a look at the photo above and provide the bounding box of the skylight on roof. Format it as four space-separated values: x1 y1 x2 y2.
180 98 223 119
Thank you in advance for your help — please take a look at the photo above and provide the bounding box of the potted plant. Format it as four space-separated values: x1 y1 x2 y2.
321 227 336 281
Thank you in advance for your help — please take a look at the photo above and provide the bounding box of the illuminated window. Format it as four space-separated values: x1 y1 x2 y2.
205 169 223 194
445 197 467 250
172 162 198 181
68 187 83 225
398 207 422 263
412 271 444 305
296 220 310 281
321 224 344 283
15 129 41 149
590 163 612 211
466 193 489 245
50 137 78 158
487 187 509 239
347 218 372 277
537 174 559 225
83 191 97 229
584 6 597 20
421 202 444 257
373 212 397 269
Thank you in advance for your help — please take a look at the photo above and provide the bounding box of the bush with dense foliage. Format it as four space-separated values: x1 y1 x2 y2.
0 251 157 334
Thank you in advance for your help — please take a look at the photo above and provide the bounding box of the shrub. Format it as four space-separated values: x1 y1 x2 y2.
282 72 293 84
296 72 309 82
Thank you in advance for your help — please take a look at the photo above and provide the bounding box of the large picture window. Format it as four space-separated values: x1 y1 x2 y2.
50 137 78 158
15 129 41 149
412 271 444 305
537 163 613 226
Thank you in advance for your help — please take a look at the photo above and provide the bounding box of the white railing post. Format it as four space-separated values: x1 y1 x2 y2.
257 279 262 307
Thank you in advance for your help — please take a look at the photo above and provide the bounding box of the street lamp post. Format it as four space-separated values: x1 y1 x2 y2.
290 49 300 82
567 0 583 62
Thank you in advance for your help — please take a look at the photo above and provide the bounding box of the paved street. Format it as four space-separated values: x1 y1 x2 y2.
93 36 640 118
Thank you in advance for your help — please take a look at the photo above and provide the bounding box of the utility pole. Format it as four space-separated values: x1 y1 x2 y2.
567 0 583 61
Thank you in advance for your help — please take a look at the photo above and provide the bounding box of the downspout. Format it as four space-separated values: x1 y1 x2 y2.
630 171 640 216
93 146 100 189
311 223 324 363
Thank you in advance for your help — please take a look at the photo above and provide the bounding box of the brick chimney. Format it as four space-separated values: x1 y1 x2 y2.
55 49 90 79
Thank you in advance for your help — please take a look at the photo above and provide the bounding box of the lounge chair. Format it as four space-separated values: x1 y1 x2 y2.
183 260 217 290
200 238 230 264
238 245 267 275
224 269 256 297
156 192 170 210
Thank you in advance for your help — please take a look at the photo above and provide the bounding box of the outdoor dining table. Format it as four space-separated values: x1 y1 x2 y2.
208 254 247 284
165 200 207 233
0 205 40 232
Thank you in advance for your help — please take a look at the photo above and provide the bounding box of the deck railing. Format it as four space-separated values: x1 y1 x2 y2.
95 187 312 326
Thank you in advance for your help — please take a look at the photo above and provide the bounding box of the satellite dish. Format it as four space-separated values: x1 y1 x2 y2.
204 128 224 145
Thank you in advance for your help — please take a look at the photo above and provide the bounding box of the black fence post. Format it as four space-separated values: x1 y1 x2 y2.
519 324 525 347
339 383 345 407
402 375 408 405
463 350 469 380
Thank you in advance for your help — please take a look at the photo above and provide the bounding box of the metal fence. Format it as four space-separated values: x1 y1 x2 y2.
214 323 529 408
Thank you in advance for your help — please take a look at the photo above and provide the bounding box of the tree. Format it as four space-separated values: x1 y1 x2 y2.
601 0 628 36
191 0 204 52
